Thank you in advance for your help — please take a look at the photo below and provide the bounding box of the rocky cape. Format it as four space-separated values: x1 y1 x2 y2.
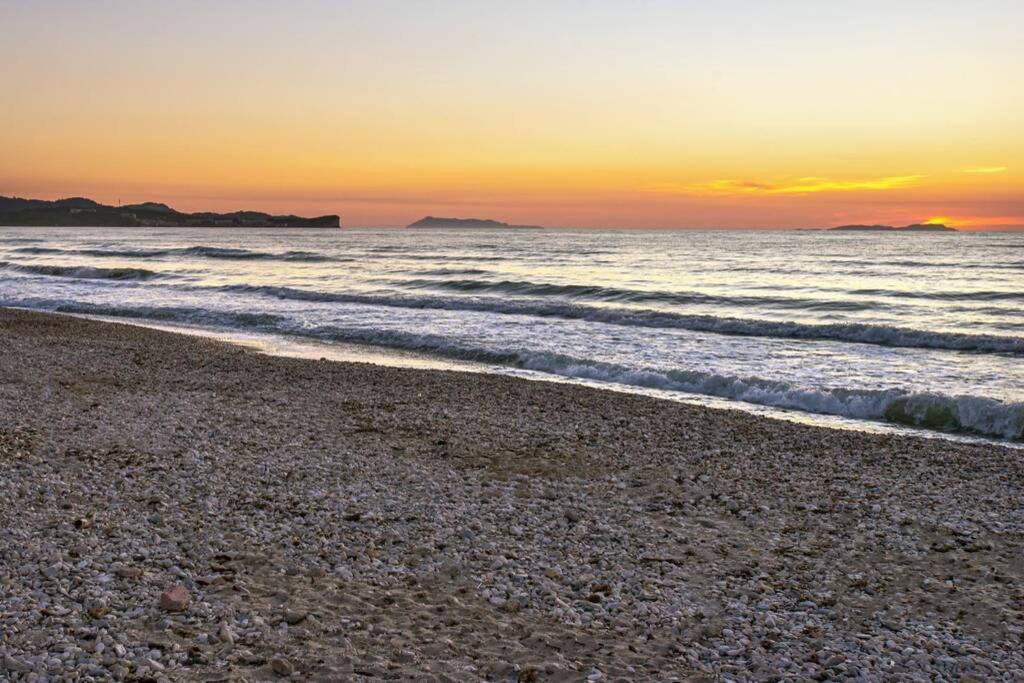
0 196 340 228
406 216 544 230
828 223 956 232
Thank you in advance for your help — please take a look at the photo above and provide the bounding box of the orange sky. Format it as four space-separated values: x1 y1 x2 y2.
1 2 1021 229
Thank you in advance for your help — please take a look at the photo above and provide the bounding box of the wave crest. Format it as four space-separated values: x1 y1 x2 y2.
0 261 164 281
11 245 337 262
222 284 1024 354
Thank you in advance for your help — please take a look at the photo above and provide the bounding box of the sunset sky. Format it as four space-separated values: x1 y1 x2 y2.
2 1 1022 229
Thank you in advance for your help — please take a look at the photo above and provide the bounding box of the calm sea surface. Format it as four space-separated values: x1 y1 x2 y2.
2 227 1023 441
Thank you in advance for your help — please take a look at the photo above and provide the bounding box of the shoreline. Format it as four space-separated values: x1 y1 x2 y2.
19 307 1023 450
2 308 1023 679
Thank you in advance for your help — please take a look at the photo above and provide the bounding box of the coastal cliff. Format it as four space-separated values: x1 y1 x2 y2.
0 196 341 228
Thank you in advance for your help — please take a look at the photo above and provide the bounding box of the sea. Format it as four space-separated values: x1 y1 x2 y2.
2 226 1022 443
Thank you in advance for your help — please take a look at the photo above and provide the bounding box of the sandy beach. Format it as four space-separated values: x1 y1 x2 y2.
1 307 1022 681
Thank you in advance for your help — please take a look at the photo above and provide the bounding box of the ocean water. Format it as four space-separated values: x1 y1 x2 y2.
2 226 1023 442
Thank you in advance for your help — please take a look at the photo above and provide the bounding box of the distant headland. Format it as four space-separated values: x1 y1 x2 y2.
828 223 956 232
0 196 340 228
406 216 544 230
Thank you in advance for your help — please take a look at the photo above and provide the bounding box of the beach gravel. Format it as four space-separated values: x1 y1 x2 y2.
1 308 1022 680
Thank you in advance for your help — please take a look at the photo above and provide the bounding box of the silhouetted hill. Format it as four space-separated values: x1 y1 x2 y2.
0 195 340 228
122 202 173 213
406 216 543 229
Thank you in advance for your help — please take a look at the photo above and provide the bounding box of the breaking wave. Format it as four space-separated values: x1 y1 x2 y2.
0 261 164 281
391 277 882 311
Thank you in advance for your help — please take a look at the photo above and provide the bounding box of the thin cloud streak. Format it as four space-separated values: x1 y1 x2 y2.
962 166 1008 174
649 175 927 197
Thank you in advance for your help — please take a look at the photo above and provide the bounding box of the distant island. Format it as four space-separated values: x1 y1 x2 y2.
406 216 544 230
0 196 340 228
828 223 956 232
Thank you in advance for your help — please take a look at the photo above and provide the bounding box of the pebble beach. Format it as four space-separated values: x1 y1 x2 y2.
1 307 1022 681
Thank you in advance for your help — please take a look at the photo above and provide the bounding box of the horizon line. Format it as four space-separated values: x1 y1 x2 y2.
4 192 1023 232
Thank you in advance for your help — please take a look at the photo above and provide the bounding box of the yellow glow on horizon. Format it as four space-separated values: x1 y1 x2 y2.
919 215 1024 230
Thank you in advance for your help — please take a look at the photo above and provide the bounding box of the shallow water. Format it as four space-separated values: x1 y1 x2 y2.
2 226 1022 441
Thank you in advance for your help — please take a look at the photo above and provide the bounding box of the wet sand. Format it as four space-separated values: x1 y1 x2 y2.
1 308 1022 681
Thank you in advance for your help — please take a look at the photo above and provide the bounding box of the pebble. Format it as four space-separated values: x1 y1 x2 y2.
159 585 191 612
270 656 295 676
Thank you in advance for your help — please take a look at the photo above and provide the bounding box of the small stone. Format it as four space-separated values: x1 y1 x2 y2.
702 621 724 638
271 656 295 676
159 585 191 612
87 605 110 619
283 610 307 625
217 622 235 646
3 656 32 673
116 566 144 579
824 654 845 668
85 596 110 619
